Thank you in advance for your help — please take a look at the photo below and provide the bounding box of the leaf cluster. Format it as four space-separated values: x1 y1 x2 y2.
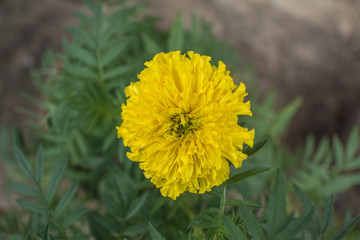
10 146 87 239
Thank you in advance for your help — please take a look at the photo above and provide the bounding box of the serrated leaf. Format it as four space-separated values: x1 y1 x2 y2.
63 64 98 80
224 167 269 187
13 147 36 183
125 192 148 220
275 207 314 240
243 140 267 156
55 182 79 217
36 145 44 186
11 182 39 197
267 169 286 239
322 195 334 233
222 215 247 240
103 65 132 81
46 161 67 202
293 184 318 223
346 126 359 160
167 13 184 51
67 27 96 49
332 135 344 165
65 42 97 67
42 224 50 240
239 203 266 240
149 222 165 240
62 208 87 229
16 199 46 214
328 216 360 240
101 39 130 66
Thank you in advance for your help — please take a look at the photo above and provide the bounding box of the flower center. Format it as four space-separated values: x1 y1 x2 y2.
169 113 197 140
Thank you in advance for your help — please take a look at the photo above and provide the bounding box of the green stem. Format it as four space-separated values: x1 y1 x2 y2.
219 185 227 215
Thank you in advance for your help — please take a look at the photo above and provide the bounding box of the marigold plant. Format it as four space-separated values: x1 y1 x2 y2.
117 51 254 199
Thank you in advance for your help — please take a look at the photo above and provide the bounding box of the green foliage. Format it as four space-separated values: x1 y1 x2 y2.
11 146 87 239
2 1 360 239
22 4 241 209
244 92 360 201
186 169 358 240
291 125 360 199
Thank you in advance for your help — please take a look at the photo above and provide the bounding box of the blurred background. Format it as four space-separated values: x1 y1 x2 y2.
1 0 360 227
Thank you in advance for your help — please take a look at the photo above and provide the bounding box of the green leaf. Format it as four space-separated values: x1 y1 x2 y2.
148 222 165 240
142 34 162 56
319 174 360 196
224 167 269 187
16 199 46 214
42 224 50 240
123 222 150 236
112 170 128 207
36 145 44 186
243 140 267 156
46 161 67 202
344 157 360 170
328 216 360 240
313 137 329 163
63 64 98 80
13 146 36 183
332 135 344 165
11 182 39 197
103 65 132 81
101 193 123 217
275 207 314 240
222 215 247 240
88 211 116 240
346 126 359 160
65 41 97 67
179 231 187 240
322 195 334 233
225 199 262 209
167 13 184 51
239 203 266 240
267 169 286 239
125 192 149 220
272 97 302 137
62 208 87 229
303 135 315 162
293 184 320 223
67 27 96 49
55 182 79 217
101 39 130 66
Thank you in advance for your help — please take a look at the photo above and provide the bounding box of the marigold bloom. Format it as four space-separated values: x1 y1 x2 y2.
116 51 254 199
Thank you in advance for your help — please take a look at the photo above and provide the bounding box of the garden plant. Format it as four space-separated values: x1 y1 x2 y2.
1 1 360 239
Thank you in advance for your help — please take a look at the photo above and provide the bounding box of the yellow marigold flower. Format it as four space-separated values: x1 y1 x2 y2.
116 51 254 199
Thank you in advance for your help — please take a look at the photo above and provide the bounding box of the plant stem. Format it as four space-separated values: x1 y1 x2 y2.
219 185 227 215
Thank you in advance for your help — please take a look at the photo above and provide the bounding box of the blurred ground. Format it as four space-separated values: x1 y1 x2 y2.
0 0 360 213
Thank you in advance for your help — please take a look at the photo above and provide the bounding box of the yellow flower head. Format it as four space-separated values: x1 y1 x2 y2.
116 51 254 199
